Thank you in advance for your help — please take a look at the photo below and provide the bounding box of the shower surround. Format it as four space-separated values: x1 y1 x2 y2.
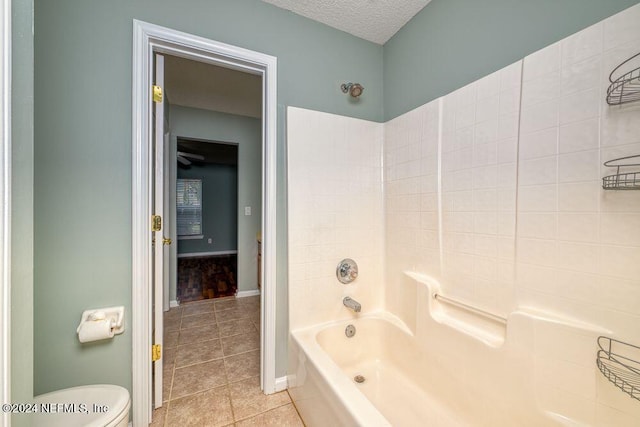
287 4 640 425
287 107 385 331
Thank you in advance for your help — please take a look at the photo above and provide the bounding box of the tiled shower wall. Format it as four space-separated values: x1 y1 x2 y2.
385 5 640 344
381 7 640 422
287 4 640 424
385 60 523 319
287 107 384 331
440 61 522 317
515 7 640 341
384 100 441 316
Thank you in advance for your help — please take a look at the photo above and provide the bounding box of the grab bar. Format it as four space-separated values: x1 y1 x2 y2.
433 293 507 324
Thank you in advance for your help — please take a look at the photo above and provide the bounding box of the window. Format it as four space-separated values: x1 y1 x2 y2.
177 179 202 238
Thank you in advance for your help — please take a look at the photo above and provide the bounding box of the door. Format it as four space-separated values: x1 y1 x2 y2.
152 52 166 409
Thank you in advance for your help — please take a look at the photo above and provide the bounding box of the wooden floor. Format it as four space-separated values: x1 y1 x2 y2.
177 255 237 302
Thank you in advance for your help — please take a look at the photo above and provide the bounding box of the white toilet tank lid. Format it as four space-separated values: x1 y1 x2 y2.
33 384 130 427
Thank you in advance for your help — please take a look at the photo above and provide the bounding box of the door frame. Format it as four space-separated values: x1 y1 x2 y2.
152 51 165 409
132 20 278 426
0 0 10 425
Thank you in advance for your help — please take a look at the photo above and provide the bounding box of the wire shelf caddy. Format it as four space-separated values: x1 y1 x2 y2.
606 52 640 105
597 336 640 401
602 155 640 190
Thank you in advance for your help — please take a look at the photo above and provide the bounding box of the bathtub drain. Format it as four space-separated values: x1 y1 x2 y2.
354 375 365 383
345 324 356 338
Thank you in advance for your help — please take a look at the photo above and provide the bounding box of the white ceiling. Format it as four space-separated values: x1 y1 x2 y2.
261 0 431 44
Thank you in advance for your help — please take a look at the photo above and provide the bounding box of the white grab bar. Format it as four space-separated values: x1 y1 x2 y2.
433 293 507 324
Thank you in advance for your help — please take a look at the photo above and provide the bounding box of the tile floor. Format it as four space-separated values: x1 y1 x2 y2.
151 295 304 426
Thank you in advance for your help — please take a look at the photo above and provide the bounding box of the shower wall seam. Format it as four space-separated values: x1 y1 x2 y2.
513 61 524 311
436 98 444 278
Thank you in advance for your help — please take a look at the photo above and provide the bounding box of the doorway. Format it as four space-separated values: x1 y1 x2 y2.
175 139 240 303
132 20 278 427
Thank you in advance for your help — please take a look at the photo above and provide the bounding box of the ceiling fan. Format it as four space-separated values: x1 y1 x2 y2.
177 151 205 166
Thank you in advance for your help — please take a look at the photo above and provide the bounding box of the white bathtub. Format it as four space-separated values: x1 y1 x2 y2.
290 313 547 426
288 273 625 426
290 313 475 426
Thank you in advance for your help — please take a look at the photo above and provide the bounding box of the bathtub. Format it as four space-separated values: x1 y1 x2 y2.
288 273 620 426
290 313 477 426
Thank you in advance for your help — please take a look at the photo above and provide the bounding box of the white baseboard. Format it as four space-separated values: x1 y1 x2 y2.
236 289 261 298
169 300 179 308
274 376 288 392
177 250 237 258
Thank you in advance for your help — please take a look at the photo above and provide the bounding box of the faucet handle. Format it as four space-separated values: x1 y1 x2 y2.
336 258 358 284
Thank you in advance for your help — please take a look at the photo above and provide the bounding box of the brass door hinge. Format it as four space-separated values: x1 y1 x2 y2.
152 344 162 362
152 215 162 232
152 85 163 103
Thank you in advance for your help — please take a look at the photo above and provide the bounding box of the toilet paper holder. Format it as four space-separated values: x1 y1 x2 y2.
76 306 125 337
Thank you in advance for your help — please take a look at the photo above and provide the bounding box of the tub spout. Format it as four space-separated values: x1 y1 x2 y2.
343 297 361 313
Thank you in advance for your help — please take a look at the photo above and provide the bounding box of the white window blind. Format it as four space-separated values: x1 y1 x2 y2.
177 179 202 236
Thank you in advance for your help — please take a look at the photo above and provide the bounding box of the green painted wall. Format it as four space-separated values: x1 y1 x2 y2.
11 0 34 425
33 0 382 397
177 164 238 254
383 0 640 120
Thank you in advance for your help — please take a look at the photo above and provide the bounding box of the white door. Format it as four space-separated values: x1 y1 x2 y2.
152 52 165 409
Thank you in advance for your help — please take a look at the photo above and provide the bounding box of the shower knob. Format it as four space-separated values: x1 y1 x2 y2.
337 259 358 284
340 82 364 99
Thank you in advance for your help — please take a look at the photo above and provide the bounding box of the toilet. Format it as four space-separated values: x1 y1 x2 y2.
33 384 130 427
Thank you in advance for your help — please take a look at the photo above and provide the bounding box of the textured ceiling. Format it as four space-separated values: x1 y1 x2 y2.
261 0 431 44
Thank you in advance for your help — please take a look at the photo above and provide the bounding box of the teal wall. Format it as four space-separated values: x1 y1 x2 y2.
383 0 640 120
11 0 34 425
33 0 381 397
177 164 238 254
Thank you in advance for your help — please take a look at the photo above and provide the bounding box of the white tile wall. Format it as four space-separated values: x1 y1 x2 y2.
287 107 384 330
516 6 640 353
435 62 522 316
384 100 441 319
513 6 640 423
603 2 640 50
288 4 640 425
389 5 639 423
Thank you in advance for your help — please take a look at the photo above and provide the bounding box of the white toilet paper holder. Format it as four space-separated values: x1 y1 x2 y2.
76 306 125 336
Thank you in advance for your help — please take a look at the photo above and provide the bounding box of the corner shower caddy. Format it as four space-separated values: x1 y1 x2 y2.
603 52 640 190
597 336 640 401
606 51 640 106
602 155 640 190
